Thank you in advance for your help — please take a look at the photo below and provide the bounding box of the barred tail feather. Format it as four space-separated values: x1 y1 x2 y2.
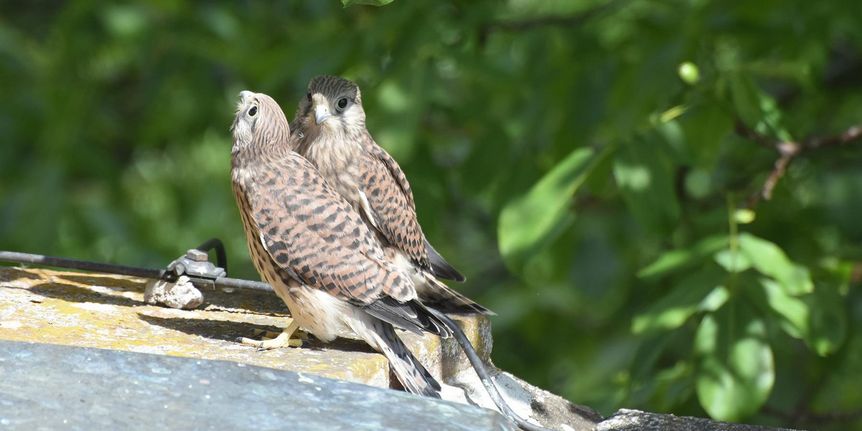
420 273 494 316
425 239 466 282
370 320 441 398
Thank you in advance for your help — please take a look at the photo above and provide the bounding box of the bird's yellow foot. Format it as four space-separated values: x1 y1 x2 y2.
238 319 304 349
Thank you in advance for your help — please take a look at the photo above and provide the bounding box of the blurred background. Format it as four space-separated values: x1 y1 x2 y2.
1 0 861 428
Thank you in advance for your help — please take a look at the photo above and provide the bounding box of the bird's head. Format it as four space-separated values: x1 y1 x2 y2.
296 75 365 138
232 90 290 155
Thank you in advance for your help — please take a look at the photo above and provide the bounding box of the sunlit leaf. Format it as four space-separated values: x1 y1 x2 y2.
698 286 730 312
695 301 774 421
758 277 809 340
713 248 752 273
498 147 602 271
737 233 813 295
633 267 723 333
639 236 727 279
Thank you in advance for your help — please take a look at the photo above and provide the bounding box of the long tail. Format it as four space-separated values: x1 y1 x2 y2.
367 319 442 398
419 273 494 316
425 239 466 282
429 309 550 431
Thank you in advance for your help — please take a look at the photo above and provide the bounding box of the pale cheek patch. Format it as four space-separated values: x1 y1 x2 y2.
342 106 365 128
232 119 254 152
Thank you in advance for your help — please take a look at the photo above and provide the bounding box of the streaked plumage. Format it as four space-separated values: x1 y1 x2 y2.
291 75 490 315
231 91 447 397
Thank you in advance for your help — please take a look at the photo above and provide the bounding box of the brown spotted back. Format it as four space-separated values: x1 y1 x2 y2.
235 152 416 305
359 133 427 266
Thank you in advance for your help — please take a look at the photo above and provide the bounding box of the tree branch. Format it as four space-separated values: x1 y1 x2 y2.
736 122 862 207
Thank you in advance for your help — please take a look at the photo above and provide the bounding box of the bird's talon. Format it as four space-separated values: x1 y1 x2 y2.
237 336 264 348
238 320 302 350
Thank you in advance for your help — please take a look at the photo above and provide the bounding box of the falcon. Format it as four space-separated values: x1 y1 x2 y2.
231 90 449 397
291 75 489 315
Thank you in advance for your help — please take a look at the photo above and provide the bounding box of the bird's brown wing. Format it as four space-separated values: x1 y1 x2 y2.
361 134 465 281
239 152 449 336
242 152 412 305
360 134 426 262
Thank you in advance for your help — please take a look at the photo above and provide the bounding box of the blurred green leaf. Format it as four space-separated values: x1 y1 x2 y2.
639 236 727 279
729 74 762 127
758 277 809 340
807 284 848 356
695 301 774 422
498 147 601 271
729 74 792 142
614 134 680 233
629 331 695 411
633 267 723 334
679 105 733 167
698 286 730 313
659 105 688 123
737 233 813 295
713 248 752 273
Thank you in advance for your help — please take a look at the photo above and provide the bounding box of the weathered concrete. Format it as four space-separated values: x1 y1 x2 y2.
0 267 600 429
0 267 390 387
0 340 515 431
0 266 797 431
597 409 801 431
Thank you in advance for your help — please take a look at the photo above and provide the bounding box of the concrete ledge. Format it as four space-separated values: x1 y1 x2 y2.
0 267 506 390
0 340 514 431
0 267 393 387
0 267 799 431
598 409 801 431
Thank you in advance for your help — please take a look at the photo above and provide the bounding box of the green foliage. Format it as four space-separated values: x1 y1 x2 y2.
1 1 861 428
498 147 600 271
695 300 774 422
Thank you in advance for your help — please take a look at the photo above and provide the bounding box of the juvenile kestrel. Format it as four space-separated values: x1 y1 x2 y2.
291 75 489 315
231 91 448 397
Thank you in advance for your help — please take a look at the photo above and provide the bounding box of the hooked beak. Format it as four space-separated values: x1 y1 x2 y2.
314 104 331 125
312 95 332 125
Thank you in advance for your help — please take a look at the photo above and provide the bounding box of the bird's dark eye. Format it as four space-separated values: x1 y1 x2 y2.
306 92 312 102
336 97 349 112
248 106 258 117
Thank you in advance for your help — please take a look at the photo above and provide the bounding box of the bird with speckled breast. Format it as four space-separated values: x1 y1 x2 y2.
230 90 450 397
291 75 490 316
